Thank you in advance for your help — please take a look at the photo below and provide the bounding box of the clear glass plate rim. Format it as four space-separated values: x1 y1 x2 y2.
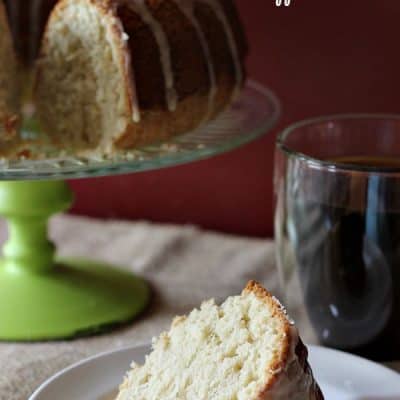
0 80 281 181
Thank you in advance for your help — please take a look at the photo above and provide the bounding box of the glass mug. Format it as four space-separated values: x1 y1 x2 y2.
274 115 400 361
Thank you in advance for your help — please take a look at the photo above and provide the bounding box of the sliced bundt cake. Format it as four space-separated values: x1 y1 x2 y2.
116 281 324 400
35 0 248 155
0 1 19 138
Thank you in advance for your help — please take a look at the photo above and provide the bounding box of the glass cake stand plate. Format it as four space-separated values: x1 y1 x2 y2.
0 81 280 341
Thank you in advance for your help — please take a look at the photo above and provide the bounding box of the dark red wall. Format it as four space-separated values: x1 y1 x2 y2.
71 0 400 237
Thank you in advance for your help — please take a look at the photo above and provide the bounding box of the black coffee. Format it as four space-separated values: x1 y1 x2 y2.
290 156 400 361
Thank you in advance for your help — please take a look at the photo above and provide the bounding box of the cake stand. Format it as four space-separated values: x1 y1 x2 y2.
0 81 280 341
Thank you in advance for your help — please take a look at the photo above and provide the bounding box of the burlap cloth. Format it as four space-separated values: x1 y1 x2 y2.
0 215 398 399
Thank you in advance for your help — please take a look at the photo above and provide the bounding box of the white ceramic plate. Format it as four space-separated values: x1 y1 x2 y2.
29 344 400 400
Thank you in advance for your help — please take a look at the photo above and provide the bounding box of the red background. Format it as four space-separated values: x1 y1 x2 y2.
71 0 400 237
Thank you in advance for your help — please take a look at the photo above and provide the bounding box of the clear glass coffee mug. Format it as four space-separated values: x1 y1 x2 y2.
274 115 400 362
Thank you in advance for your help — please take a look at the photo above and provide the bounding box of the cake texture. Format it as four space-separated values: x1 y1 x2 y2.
0 1 19 138
116 281 324 400
35 0 248 155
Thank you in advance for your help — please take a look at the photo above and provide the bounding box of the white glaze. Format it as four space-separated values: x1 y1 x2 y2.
121 32 129 42
172 0 217 122
129 56 141 124
266 316 322 399
121 24 141 123
111 3 141 123
130 0 178 113
199 0 242 101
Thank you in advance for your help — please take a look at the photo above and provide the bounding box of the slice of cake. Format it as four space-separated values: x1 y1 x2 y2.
0 1 19 139
35 0 248 155
116 281 324 400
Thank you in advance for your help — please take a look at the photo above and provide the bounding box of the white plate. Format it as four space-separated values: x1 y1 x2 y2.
29 344 400 400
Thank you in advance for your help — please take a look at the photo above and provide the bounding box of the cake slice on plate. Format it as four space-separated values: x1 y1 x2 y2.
116 281 324 400
0 1 19 139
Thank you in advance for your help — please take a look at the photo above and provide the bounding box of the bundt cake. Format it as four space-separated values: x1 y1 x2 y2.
0 1 19 138
35 0 248 155
116 281 324 400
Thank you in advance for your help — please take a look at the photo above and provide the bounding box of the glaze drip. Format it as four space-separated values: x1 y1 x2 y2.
199 0 242 101
130 0 178 114
172 0 217 122
114 11 141 123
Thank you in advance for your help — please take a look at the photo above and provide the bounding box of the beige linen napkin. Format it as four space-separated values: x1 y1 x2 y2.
0 215 284 400
0 215 397 400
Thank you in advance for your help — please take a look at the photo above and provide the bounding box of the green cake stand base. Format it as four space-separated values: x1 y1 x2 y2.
0 81 280 341
0 181 150 341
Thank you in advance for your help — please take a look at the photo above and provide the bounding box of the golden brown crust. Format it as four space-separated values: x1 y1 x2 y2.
36 0 248 152
0 1 19 139
63 0 247 149
114 0 248 149
243 281 293 398
116 90 214 148
244 281 324 400
118 0 211 109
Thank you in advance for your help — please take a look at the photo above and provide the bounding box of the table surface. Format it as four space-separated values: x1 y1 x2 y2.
0 215 397 400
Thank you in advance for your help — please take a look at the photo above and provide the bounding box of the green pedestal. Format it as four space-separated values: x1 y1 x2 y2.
0 181 150 341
